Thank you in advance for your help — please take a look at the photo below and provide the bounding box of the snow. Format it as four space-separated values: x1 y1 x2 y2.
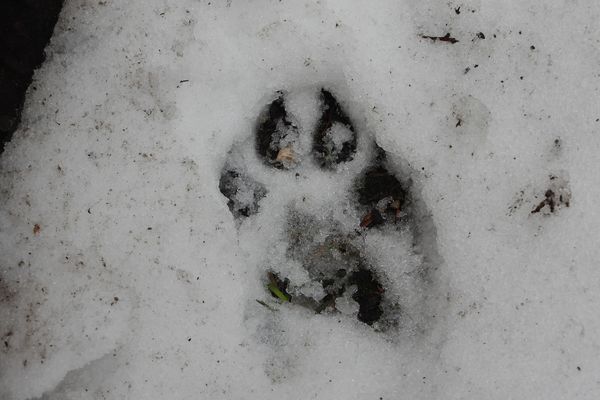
1 0 600 399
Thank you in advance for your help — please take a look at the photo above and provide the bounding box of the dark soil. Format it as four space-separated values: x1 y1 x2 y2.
0 0 64 153
355 150 408 227
356 165 406 206
348 269 384 325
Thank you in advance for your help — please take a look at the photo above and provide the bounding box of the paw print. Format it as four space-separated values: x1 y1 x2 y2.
219 88 430 329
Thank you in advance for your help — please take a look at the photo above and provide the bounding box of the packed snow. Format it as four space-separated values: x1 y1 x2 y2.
1 0 600 399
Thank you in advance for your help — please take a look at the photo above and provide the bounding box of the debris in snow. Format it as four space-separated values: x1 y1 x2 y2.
420 33 459 44
267 272 291 302
531 175 572 214
275 146 296 165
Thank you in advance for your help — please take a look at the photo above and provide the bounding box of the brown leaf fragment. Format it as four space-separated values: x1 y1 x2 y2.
390 199 403 221
360 209 384 228
275 146 295 164
33 224 41 235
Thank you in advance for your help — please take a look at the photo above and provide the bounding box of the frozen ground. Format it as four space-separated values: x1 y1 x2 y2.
1 0 600 399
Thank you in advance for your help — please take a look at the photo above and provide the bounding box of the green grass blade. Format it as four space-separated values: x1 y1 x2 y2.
267 283 290 302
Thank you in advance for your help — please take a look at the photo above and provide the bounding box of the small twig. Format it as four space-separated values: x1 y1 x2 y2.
531 190 556 214
420 33 459 44
256 299 278 311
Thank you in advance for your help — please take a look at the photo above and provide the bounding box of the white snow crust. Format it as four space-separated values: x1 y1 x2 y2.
1 0 600 399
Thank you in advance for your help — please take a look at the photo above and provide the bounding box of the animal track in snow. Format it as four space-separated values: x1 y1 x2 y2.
219 87 439 330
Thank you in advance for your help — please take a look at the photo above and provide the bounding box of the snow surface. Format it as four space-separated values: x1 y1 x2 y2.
1 0 600 399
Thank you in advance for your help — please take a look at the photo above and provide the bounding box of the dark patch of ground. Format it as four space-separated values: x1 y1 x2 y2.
0 0 64 153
